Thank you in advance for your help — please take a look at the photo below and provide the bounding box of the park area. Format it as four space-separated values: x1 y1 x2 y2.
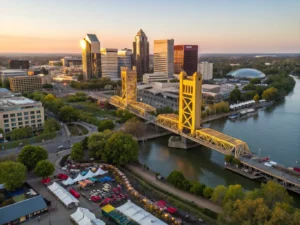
67 124 88 136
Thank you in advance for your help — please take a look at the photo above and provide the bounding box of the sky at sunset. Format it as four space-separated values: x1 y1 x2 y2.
0 0 299 53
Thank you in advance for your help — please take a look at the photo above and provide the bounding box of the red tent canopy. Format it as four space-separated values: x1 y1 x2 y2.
157 200 166 208
167 207 177 214
58 173 69 180
42 178 51 184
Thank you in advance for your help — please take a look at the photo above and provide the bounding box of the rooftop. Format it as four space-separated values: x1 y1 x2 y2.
0 195 47 225
136 29 146 37
86 34 99 43
0 69 27 73
0 97 36 107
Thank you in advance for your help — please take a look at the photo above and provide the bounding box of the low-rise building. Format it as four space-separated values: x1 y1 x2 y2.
9 76 42 93
198 62 213 80
0 95 44 133
61 56 82 67
142 72 171 84
53 74 78 82
0 69 27 82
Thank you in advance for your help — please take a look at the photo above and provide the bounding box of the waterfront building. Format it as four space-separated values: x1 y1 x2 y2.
198 62 213 80
133 29 149 82
80 34 101 80
101 48 119 81
9 60 29 70
154 39 174 78
0 93 44 133
143 72 171 84
61 56 82 67
118 49 132 77
9 76 42 93
174 45 198 76
0 69 27 82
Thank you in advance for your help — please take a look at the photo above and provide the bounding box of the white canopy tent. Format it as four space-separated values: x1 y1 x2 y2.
117 201 167 225
82 170 96 179
73 174 85 183
48 182 79 208
94 168 107 176
70 207 105 225
62 177 74 186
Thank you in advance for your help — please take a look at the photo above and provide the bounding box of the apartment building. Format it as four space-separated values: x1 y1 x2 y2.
9 76 42 93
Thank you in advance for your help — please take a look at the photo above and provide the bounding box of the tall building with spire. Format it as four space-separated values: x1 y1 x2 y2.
133 29 149 82
80 34 101 80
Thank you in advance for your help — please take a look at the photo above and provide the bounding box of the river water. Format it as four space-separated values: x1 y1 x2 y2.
139 76 300 202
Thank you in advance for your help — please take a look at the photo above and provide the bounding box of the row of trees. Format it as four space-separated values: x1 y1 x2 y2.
167 169 300 224
66 92 88 102
70 77 121 90
202 101 230 119
0 145 54 191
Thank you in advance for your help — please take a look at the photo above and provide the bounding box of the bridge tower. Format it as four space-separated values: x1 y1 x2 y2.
121 67 137 106
178 72 202 136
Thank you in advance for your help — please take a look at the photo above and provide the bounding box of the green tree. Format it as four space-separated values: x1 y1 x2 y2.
44 94 56 102
229 88 241 103
42 83 53 89
81 136 88 150
219 198 271 225
253 93 260 103
211 185 227 204
0 161 27 191
34 160 55 178
48 98 64 114
102 131 138 165
262 87 279 101
59 105 79 122
266 203 293 225
9 127 33 140
250 78 261 84
71 142 84 162
88 130 113 159
203 187 214 199
232 158 241 166
124 117 146 138
18 145 48 171
43 118 61 133
167 170 185 189
190 181 206 196
223 184 245 205
98 120 115 132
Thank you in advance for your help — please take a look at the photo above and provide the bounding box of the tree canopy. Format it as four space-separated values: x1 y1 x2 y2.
229 88 242 103
34 160 55 178
8 127 33 140
102 131 138 165
167 170 186 189
123 117 146 138
71 142 84 162
0 161 27 191
59 105 79 122
97 120 115 132
43 118 61 133
262 87 279 101
18 145 48 171
88 130 113 159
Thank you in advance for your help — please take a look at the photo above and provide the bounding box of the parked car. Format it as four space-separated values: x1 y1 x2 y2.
91 195 101 202
69 189 80 198
58 173 69 180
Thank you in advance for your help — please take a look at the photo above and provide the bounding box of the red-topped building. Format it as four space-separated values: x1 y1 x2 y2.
174 45 198 76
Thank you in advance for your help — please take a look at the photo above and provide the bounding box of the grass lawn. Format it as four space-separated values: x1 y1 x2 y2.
13 194 26 202
67 124 88 136
71 102 116 119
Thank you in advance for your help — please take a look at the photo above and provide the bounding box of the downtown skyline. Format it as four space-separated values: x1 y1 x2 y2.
0 0 299 54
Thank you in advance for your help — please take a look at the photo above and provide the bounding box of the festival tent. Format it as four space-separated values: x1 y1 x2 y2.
73 174 85 183
62 177 74 186
70 207 105 225
48 182 79 208
94 167 107 176
82 170 95 179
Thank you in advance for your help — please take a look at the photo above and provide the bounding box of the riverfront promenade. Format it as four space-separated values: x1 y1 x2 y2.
126 164 223 213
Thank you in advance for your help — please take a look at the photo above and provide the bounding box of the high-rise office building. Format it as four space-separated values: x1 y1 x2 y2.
174 45 198 76
80 34 101 80
9 60 29 70
100 48 119 81
198 62 213 80
154 39 174 78
133 29 149 82
118 49 132 77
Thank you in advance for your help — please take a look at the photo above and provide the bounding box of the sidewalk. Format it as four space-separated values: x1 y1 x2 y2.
126 165 223 213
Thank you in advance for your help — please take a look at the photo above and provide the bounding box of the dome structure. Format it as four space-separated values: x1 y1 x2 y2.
227 68 266 79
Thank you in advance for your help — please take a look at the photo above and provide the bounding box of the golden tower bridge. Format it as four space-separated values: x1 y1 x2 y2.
107 67 300 193
110 68 251 158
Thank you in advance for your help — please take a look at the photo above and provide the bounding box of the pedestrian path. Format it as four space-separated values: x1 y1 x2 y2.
127 165 222 213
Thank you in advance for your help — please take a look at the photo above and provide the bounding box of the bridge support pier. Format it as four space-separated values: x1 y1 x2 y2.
168 136 199 149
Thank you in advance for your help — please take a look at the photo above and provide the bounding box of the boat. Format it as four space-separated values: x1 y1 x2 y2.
228 113 239 120
238 108 258 119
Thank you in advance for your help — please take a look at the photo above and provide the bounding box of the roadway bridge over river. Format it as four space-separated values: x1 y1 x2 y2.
95 67 300 194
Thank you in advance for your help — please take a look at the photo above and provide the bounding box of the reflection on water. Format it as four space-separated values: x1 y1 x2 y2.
139 77 300 205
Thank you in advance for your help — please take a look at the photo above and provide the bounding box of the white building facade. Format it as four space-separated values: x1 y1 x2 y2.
154 39 174 78
101 48 119 81
198 62 213 80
